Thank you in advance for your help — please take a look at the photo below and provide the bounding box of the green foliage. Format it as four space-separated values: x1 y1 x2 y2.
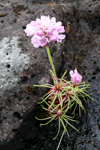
34 70 93 139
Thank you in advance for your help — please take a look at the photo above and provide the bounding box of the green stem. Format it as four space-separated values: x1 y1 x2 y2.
46 44 56 76
56 128 65 150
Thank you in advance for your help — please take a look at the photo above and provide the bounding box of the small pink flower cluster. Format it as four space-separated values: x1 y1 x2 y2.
69 69 82 85
24 16 65 48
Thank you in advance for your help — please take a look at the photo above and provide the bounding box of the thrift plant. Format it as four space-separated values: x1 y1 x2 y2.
25 15 65 48
25 15 93 148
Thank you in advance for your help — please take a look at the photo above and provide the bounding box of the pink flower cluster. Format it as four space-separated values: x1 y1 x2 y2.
69 69 82 85
24 16 65 48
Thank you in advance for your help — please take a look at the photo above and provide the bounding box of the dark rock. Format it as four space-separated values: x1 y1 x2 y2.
0 0 100 150
0 0 66 149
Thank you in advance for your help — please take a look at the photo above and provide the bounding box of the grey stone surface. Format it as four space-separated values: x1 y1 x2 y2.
0 37 29 100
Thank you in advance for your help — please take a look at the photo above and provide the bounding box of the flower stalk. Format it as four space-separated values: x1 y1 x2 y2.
46 44 57 76
56 129 65 150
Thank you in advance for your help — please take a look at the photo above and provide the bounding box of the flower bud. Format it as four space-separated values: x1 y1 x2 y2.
69 69 82 85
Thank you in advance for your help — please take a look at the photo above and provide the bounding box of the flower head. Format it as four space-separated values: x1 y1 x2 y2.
24 16 65 48
69 69 82 85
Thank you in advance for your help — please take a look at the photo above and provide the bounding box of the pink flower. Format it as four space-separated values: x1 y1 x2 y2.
24 16 65 48
69 69 82 85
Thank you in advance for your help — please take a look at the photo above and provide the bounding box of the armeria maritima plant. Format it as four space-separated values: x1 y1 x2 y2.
25 15 93 150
